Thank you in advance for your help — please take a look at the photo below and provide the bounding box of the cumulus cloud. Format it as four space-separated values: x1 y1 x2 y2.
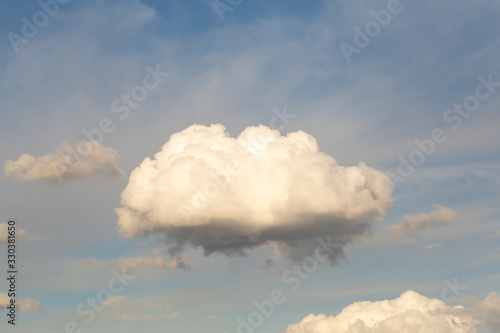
0 294 43 312
116 124 393 264
388 205 459 238
117 255 189 272
0 223 26 243
117 312 180 322
286 290 500 333
4 140 124 182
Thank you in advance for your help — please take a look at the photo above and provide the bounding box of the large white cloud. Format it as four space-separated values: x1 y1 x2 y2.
286 290 500 333
116 124 393 263
4 140 124 182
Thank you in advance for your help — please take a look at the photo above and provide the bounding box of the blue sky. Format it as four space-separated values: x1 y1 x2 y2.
0 0 499 332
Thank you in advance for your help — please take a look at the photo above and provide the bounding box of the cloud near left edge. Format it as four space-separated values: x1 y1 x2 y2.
4 140 124 183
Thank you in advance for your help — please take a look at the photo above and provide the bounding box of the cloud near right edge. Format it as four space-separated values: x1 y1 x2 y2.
286 290 500 333
116 123 393 265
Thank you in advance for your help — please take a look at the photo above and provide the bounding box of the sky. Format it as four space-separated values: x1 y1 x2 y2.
0 0 500 332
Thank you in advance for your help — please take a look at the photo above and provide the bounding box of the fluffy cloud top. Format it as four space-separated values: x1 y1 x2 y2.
116 124 393 263
286 290 497 333
0 294 43 312
389 205 458 238
4 141 124 182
